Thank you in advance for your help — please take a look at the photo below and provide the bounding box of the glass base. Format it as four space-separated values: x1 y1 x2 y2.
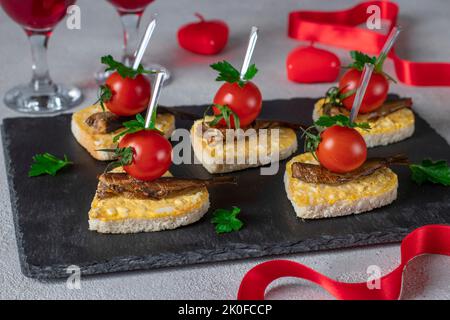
94 63 171 85
4 83 83 114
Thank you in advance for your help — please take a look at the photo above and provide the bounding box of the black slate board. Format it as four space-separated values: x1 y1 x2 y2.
3 97 450 279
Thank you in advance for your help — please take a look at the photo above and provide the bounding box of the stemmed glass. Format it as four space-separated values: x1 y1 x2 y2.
95 0 171 83
1 0 83 113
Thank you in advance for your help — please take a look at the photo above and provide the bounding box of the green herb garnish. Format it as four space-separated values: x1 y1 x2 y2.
410 159 450 186
101 55 152 79
347 51 377 71
28 153 72 177
98 147 134 172
96 85 112 112
324 86 355 107
206 104 241 129
112 113 163 143
346 50 396 82
315 115 371 130
113 114 146 143
211 206 244 234
210 60 258 87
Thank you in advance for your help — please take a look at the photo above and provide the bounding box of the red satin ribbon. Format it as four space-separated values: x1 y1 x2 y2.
288 0 450 86
237 224 450 300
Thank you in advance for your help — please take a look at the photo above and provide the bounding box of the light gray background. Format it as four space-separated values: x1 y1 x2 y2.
1 0 449 300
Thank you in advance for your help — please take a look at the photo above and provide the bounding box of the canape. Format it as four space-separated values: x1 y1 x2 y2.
313 96 414 148
191 117 298 174
313 51 415 147
71 55 175 161
89 168 234 233
71 104 175 161
190 36 299 174
285 114 450 219
284 153 401 219
88 71 236 234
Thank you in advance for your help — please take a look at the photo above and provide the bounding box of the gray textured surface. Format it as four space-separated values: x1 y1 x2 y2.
0 0 449 299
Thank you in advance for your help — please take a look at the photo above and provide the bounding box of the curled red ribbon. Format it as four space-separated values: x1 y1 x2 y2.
288 0 450 86
237 224 450 300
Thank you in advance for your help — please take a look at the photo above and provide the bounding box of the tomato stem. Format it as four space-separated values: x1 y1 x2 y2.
195 13 205 22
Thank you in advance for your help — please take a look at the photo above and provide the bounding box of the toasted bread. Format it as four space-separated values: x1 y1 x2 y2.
313 98 415 148
190 119 298 174
284 153 398 219
71 104 175 161
88 171 210 234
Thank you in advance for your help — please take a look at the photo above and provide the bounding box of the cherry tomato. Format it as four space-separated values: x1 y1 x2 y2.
316 125 367 173
105 72 151 116
212 81 262 128
339 68 389 113
119 130 172 181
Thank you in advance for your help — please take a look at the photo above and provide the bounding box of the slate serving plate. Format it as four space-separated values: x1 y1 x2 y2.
2 96 450 279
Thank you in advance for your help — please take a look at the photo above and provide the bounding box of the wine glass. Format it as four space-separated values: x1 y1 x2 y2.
1 0 83 114
95 0 171 83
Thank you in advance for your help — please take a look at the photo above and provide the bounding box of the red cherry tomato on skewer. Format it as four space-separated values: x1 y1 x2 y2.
339 68 389 114
316 125 367 173
118 130 172 181
105 72 152 116
213 81 262 128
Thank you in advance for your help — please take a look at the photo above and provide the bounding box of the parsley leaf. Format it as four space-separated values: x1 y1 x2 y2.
211 206 243 234
211 60 240 83
207 104 241 129
98 147 134 172
112 114 146 143
243 64 258 81
347 51 396 82
28 153 72 177
315 115 371 130
347 51 377 71
210 60 258 87
410 159 450 186
96 85 112 112
101 55 152 79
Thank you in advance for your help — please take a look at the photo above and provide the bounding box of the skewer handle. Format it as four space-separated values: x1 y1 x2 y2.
239 26 258 80
132 18 157 71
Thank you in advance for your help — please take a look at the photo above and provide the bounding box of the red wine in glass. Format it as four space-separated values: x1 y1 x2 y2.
108 0 154 14
1 0 83 113
95 0 170 83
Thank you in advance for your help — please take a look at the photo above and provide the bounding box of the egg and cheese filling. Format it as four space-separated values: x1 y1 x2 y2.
285 153 398 207
191 119 297 161
88 170 209 221
314 98 414 136
73 104 175 146
89 189 208 221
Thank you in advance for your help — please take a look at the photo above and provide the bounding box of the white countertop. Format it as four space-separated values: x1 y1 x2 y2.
1 0 449 299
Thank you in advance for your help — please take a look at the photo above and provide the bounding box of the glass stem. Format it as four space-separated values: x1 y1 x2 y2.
119 13 141 67
28 32 54 91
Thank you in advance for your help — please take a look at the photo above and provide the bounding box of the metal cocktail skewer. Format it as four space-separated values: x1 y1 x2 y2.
132 18 157 71
144 71 166 129
239 26 259 81
349 63 374 124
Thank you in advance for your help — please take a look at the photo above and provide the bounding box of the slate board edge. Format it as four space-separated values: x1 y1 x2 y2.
25 226 411 280
1 124 32 278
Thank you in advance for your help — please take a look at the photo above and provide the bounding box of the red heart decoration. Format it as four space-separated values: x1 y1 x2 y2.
286 45 340 83
177 13 229 55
